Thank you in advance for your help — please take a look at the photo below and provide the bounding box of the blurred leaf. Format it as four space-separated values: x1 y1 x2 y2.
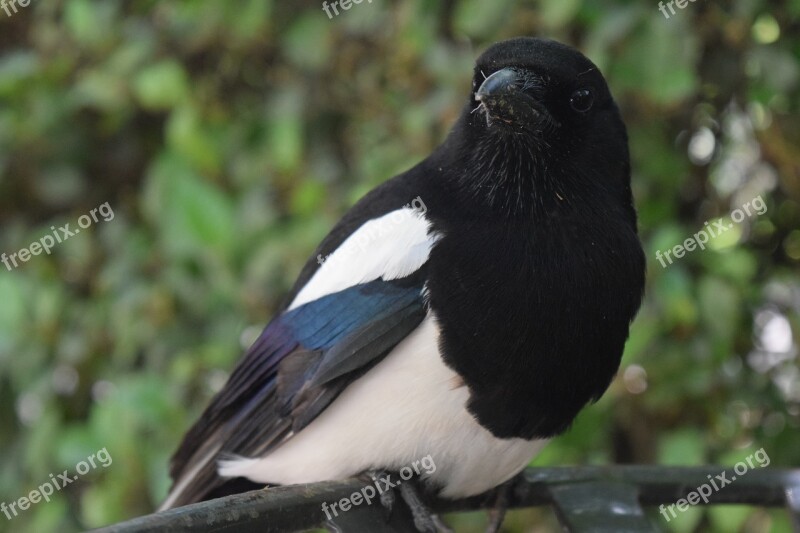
267 91 304 173
64 0 117 48
659 429 705 465
611 15 698 104
133 61 190 111
282 15 332 70
166 105 221 173
290 179 327 216
539 0 583 29
143 154 235 260
0 51 39 98
698 276 741 341
0 275 27 356
454 0 516 38
708 505 754 532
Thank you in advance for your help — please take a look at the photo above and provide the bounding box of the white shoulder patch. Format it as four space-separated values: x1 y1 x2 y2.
289 207 440 310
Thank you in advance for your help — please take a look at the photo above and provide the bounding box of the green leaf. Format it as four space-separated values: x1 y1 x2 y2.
454 0 516 38
267 91 304 173
0 275 28 357
698 276 741 341
133 61 190 111
540 0 583 29
611 15 698 104
166 105 221 173
659 428 705 465
708 505 753 532
143 153 236 260
282 15 332 70
65 0 104 46
290 179 327 216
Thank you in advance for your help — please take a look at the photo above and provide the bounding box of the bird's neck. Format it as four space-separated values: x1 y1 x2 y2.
428 130 582 222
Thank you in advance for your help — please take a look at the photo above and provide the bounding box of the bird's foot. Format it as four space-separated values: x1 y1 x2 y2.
485 479 513 533
362 469 397 517
362 470 452 533
398 479 452 533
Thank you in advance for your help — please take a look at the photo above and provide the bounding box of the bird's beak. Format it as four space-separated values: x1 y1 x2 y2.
476 68 518 100
474 67 548 131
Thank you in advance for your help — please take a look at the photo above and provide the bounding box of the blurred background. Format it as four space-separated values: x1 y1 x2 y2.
0 1 798 532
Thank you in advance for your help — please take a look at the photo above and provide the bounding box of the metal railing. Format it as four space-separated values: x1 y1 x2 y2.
95 466 800 532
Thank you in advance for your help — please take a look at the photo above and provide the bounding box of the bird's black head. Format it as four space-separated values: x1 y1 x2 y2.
471 38 613 136
439 37 632 219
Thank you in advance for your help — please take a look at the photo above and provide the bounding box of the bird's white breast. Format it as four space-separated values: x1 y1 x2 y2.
218 315 547 498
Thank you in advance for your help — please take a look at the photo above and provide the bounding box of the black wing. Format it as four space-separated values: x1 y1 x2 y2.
162 273 427 508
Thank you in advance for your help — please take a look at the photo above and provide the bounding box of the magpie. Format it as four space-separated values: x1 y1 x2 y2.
161 37 646 531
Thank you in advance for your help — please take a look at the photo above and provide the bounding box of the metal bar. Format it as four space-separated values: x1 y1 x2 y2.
548 481 656 533
94 466 800 532
324 495 421 533
524 466 799 507
435 465 800 512
93 479 374 533
785 483 800 533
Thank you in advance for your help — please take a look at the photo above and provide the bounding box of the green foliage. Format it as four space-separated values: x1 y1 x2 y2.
0 1 798 532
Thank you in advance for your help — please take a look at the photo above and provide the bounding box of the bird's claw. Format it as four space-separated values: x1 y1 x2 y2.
363 469 396 518
362 469 452 533
485 478 513 533
398 480 449 533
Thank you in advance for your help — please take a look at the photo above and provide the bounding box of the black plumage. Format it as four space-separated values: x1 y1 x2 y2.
163 37 646 517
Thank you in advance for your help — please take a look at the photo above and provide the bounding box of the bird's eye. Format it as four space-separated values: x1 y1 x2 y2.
569 89 594 113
